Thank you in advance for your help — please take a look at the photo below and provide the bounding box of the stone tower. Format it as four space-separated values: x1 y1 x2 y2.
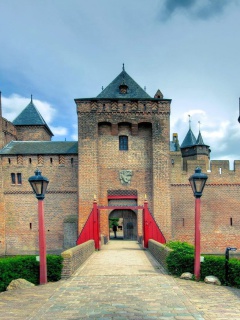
75 66 173 241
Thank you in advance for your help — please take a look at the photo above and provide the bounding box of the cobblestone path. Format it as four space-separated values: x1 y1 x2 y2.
1 241 240 319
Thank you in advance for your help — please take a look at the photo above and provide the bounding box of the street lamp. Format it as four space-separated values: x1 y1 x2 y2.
28 169 49 285
189 166 208 281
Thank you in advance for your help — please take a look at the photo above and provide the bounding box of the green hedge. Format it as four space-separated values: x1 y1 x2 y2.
165 241 240 288
0 255 63 292
166 241 194 276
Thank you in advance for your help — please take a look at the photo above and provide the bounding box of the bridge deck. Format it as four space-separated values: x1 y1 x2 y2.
1 241 240 319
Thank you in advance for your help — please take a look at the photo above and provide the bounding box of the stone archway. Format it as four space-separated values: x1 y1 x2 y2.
109 209 137 240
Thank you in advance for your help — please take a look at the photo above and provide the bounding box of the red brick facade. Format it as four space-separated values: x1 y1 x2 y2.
0 70 239 255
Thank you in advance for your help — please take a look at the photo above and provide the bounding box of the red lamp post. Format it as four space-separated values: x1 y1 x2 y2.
189 167 208 281
28 169 49 285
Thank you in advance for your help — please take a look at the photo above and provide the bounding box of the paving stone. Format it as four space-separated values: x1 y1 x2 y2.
0 241 240 319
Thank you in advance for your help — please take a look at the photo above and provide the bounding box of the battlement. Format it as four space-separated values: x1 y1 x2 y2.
170 154 240 184
0 117 17 149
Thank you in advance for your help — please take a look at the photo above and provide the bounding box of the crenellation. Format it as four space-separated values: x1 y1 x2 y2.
0 68 240 255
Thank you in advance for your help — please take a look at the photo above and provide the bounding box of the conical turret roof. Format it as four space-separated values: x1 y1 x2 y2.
13 98 53 136
196 131 209 146
180 128 196 148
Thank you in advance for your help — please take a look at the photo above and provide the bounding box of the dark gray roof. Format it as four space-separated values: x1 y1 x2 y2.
196 131 208 146
13 100 53 136
180 129 197 148
0 141 78 155
97 69 151 99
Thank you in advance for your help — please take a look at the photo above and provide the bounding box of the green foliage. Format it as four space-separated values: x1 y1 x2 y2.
109 218 119 228
166 241 194 276
0 255 63 292
166 241 194 254
200 255 225 283
47 255 63 282
165 241 240 288
227 259 240 288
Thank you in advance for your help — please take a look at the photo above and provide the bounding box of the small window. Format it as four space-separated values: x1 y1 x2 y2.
17 173 22 185
119 135 128 151
11 173 16 184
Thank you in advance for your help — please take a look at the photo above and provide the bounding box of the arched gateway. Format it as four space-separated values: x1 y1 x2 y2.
109 209 137 240
76 199 166 249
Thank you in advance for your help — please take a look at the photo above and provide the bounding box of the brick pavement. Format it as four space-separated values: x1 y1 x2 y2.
1 241 240 319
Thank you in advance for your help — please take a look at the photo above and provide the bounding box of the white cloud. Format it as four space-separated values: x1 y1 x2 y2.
71 124 78 141
50 126 68 136
71 134 78 141
2 94 56 124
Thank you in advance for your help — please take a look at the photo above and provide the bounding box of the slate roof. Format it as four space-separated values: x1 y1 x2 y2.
0 141 78 155
196 131 209 146
12 100 53 136
97 68 151 99
180 128 197 148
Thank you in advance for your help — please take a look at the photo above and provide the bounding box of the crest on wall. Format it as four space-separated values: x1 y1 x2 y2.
119 170 133 185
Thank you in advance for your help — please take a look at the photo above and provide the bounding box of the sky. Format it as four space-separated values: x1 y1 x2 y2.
0 0 240 168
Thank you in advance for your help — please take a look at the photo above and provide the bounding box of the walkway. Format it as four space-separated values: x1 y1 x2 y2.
1 241 240 319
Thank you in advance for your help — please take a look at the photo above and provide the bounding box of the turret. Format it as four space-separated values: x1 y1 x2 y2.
180 120 210 171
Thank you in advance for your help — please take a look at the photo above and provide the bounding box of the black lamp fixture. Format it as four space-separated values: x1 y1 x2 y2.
28 169 49 200
189 167 208 198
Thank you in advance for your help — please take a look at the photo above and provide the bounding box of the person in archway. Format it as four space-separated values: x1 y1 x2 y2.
113 224 117 238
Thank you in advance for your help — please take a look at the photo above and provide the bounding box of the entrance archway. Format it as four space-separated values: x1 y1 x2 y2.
109 209 137 240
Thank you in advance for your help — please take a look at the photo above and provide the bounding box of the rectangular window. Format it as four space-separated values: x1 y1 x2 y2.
17 173 22 185
11 173 22 185
119 135 128 151
11 173 16 184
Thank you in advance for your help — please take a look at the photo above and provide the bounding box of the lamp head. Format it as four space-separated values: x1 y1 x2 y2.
189 167 208 198
28 169 49 200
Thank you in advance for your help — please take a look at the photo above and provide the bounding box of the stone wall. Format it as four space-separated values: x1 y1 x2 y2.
0 154 78 255
15 125 52 141
170 154 240 253
76 99 172 241
148 239 172 271
61 240 95 279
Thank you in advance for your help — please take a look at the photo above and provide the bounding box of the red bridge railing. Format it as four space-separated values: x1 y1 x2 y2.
143 199 166 248
76 198 165 250
76 199 100 250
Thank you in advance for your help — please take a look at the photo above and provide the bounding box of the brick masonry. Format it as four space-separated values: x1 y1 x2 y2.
148 239 172 271
0 73 240 255
61 240 95 279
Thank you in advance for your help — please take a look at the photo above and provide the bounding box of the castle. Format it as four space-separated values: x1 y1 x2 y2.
0 67 239 255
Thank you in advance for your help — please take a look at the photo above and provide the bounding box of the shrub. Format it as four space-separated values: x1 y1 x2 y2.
0 255 63 292
200 255 225 283
165 241 240 288
166 241 194 276
227 259 240 288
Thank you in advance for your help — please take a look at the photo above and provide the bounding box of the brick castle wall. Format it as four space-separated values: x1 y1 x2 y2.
171 155 240 253
76 99 172 241
15 126 52 141
0 154 78 255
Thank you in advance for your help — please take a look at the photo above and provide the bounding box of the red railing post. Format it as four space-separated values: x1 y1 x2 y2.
194 198 201 281
93 198 100 250
38 200 47 285
143 198 149 248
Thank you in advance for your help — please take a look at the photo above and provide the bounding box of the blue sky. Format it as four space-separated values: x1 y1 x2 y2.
0 0 240 167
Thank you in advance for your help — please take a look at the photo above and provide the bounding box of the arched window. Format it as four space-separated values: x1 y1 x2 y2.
119 135 128 151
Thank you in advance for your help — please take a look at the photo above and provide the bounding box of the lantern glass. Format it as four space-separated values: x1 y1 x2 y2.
29 169 49 200
189 167 208 198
